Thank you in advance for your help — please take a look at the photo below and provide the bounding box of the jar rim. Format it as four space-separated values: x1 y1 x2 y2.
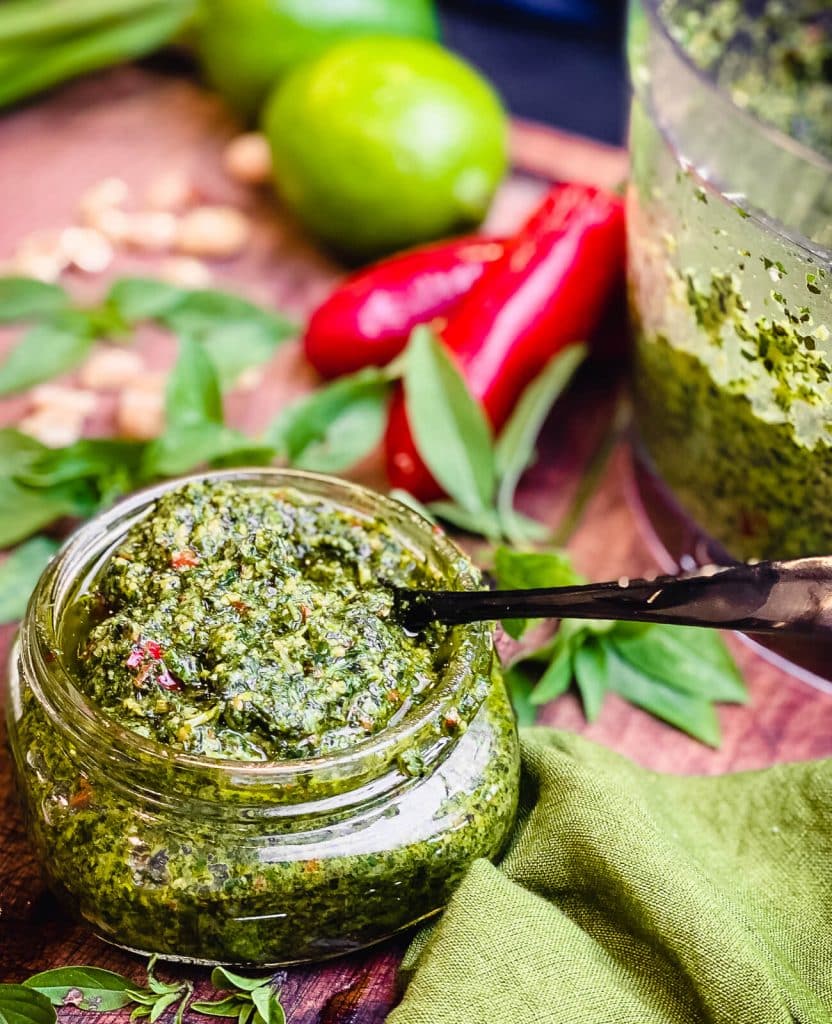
20 468 491 796
639 0 832 178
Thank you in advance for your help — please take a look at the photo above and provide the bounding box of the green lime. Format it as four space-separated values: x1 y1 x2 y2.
262 36 508 260
195 0 440 120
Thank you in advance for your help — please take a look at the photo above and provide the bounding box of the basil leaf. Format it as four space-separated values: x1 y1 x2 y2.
238 1005 255 1024
106 278 186 322
605 646 722 747
16 438 144 488
573 640 608 722
403 325 496 514
610 624 747 704
0 277 68 322
143 422 274 478
149 992 180 1022
0 985 56 1024
0 318 93 396
493 546 582 639
250 987 285 1024
191 997 247 1018
0 429 47 475
529 642 574 705
0 536 60 624
266 369 390 473
426 500 502 541
201 322 289 390
165 335 222 429
24 967 140 1012
504 666 537 727
0 478 89 546
494 344 586 542
210 969 273 994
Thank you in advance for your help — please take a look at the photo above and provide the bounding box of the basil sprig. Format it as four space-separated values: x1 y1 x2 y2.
5 958 287 1024
494 547 748 745
402 325 587 543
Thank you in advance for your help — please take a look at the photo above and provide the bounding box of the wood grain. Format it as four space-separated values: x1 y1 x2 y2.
1 65 830 1023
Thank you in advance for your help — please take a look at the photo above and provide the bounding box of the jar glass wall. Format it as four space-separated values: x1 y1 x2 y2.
7 469 519 966
627 0 832 561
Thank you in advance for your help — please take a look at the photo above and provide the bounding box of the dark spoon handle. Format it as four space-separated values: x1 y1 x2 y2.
395 557 832 636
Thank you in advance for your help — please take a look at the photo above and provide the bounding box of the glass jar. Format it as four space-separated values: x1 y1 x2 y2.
7 469 519 966
627 0 832 561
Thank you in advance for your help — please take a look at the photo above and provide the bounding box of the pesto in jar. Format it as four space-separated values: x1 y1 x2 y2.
8 472 520 965
71 480 451 761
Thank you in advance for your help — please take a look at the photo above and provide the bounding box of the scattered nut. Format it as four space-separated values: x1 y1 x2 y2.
235 366 264 392
18 408 84 448
84 205 130 243
78 346 144 391
78 177 129 222
10 231 69 282
30 385 98 417
127 370 167 394
117 386 165 440
223 133 272 185
157 256 213 288
145 170 193 212
60 227 114 274
121 210 179 252
176 206 250 259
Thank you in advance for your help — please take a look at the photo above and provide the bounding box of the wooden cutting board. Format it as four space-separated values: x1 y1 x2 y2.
1 64 831 1024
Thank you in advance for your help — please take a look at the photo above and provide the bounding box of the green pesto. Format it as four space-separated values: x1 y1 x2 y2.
662 0 832 160
70 480 451 761
9 477 520 965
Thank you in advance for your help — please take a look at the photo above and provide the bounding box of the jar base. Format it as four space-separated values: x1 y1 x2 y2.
96 909 439 967
626 444 832 695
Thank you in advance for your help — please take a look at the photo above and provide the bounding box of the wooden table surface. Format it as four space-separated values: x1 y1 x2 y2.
2 65 832 1023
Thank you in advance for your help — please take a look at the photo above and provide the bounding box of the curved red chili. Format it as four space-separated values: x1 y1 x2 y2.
385 183 626 500
303 235 506 379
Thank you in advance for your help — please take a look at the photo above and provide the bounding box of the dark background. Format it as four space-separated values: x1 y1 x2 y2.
440 0 628 145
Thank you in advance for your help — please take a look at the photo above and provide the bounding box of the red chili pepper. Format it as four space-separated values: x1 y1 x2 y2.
303 235 506 379
384 183 626 500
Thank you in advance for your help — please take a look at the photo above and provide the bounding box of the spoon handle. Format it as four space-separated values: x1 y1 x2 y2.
395 557 832 636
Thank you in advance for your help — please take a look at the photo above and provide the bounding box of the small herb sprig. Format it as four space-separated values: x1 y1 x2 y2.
400 324 587 544
0 958 286 1024
493 546 748 745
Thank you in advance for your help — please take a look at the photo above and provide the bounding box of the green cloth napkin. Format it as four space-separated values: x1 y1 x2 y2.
389 729 832 1024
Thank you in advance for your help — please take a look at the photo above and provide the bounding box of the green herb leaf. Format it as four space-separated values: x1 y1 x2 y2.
426 500 502 540
494 344 586 543
0 318 93 396
149 992 180 1022
160 289 296 389
0 985 56 1024
605 646 722 746
0 429 47 476
573 640 608 721
106 277 186 322
191 997 247 1018
404 325 496 514
266 369 390 473
238 1005 255 1024
31 964 140 1008
16 438 145 488
165 335 223 429
0 536 60 624
610 624 747 704
250 986 285 1024
504 666 538 727
0 478 90 546
528 638 575 705
143 422 274 478
210 969 274 994
493 546 582 639
0 277 68 323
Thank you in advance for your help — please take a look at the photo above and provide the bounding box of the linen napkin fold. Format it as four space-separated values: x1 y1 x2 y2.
389 729 832 1024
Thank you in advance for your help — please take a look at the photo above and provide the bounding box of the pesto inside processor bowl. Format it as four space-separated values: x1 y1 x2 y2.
7 470 520 965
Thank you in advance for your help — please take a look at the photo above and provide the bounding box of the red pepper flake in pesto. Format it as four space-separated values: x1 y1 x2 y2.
171 548 199 569
156 664 181 691
69 775 93 809
145 640 163 660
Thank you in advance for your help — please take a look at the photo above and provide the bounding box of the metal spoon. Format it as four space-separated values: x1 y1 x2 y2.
393 557 832 638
